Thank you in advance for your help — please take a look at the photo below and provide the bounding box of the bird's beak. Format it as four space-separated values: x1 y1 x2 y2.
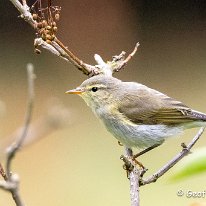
65 87 85 94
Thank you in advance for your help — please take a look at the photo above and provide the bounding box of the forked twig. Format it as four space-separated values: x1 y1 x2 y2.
140 127 205 186
111 42 140 73
0 64 35 206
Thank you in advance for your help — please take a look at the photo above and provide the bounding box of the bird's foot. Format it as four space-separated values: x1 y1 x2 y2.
120 155 134 179
120 155 147 179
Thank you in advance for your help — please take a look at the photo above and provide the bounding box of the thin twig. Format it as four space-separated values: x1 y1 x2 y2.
111 42 140 73
3 64 35 206
54 38 94 75
6 64 35 178
140 127 205 186
124 147 140 206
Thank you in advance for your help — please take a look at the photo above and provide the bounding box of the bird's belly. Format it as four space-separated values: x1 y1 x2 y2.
101 117 184 149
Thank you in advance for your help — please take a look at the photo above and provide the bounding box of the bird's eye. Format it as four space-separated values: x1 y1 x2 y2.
91 87 98 92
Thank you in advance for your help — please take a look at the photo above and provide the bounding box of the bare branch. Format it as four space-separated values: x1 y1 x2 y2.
110 42 140 73
54 38 95 75
9 0 139 77
140 127 205 186
0 64 36 206
124 148 140 206
6 64 35 178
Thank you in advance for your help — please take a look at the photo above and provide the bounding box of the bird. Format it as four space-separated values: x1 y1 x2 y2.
66 75 206 155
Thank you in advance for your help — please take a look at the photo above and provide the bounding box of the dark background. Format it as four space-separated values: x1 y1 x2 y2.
0 1 206 206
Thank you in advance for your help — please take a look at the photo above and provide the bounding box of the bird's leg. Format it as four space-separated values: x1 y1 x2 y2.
127 144 162 176
131 157 145 169
133 143 161 159
120 155 134 179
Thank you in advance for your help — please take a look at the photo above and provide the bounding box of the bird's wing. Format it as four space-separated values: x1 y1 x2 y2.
118 84 206 125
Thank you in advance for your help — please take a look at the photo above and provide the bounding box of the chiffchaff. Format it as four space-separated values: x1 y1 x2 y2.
66 75 206 150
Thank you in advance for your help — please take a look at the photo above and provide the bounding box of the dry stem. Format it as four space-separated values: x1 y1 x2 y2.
6 63 35 178
0 64 35 206
9 0 139 76
124 148 140 206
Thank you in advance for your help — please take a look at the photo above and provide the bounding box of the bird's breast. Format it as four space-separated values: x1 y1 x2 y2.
94 107 183 148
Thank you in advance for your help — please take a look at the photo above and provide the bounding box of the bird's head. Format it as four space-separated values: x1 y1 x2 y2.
66 75 122 110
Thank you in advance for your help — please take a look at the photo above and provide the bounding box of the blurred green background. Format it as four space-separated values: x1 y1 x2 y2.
0 0 206 205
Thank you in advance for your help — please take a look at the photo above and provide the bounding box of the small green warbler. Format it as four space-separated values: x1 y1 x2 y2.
66 75 206 151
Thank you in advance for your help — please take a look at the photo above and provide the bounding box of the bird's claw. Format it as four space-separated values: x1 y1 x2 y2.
120 154 147 179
